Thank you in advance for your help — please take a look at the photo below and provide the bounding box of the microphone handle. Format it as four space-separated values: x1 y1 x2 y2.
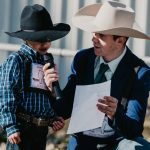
48 62 62 100
52 81 62 100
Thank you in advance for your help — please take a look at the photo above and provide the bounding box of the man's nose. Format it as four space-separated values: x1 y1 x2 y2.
92 35 99 43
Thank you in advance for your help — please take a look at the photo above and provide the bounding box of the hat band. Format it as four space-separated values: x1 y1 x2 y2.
23 30 36 32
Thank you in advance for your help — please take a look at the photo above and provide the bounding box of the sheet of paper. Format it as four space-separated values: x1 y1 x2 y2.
67 80 111 134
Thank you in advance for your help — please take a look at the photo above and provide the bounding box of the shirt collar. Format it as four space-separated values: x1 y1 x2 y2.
20 43 36 56
20 43 43 60
100 47 127 74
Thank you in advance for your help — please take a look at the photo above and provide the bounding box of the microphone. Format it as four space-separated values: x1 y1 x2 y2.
43 53 62 100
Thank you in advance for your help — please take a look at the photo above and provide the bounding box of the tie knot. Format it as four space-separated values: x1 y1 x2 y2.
94 63 109 83
100 63 109 73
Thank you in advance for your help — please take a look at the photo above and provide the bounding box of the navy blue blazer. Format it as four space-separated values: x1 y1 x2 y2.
54 46 150 140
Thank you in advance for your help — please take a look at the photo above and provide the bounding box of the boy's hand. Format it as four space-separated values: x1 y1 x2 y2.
43 63 59 91
8 132 21 144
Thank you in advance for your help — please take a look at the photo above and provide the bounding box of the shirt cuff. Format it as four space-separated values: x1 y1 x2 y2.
6 125 20 137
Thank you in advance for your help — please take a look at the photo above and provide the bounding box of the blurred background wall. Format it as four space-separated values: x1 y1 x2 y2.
0 0 150 87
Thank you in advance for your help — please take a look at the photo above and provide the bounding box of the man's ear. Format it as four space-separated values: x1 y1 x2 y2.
116 37 126 44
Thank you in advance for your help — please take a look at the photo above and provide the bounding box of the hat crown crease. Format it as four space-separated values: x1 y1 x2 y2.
94 1 135 30
20 4 53 31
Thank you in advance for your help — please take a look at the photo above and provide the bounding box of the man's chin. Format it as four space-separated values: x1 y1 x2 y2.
94 49 102 56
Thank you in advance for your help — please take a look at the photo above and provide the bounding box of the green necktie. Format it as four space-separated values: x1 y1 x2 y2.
94 63 109 83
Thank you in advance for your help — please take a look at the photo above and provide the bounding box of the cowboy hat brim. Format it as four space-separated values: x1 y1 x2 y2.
72 3 150 39
5 23 70 42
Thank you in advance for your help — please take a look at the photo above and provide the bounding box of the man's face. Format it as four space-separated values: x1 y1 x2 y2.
27 41 51 54
92 33 118 61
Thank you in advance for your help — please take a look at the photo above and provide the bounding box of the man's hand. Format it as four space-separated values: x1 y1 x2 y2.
8 132 21 144
43 63 59 91
97 96 118 120
51 117 65 131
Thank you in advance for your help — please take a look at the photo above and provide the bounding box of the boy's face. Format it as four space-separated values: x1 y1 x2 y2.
27 41 51 54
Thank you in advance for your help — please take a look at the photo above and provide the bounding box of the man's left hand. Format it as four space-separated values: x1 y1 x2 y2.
97 96 118 120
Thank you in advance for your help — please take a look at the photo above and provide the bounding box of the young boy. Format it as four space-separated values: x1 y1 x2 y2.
0 4 70 150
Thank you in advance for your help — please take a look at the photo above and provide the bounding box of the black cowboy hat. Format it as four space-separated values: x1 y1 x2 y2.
5 4 70 42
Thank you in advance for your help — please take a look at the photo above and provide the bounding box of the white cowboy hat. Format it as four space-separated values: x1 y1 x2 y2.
72 1 150 39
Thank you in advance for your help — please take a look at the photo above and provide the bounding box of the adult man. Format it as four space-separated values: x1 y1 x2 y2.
43 1 150 150
0 4 70 150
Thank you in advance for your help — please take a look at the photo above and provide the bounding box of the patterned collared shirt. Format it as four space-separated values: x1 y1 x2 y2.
0 44 55 136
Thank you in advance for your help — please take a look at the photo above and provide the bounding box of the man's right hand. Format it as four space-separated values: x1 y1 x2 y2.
8 132 21 144
43 63 59 91
51 117 65 131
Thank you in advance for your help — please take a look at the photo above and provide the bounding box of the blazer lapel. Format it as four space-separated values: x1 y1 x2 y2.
84 48 96 84
111 48 134 100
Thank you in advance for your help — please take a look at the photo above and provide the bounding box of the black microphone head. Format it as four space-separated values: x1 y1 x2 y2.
43 53 53 63
43 53 55 68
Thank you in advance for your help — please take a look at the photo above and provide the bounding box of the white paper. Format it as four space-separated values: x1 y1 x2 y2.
67 80 111 134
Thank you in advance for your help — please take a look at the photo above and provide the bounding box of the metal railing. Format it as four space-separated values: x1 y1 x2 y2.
0 43 76 57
